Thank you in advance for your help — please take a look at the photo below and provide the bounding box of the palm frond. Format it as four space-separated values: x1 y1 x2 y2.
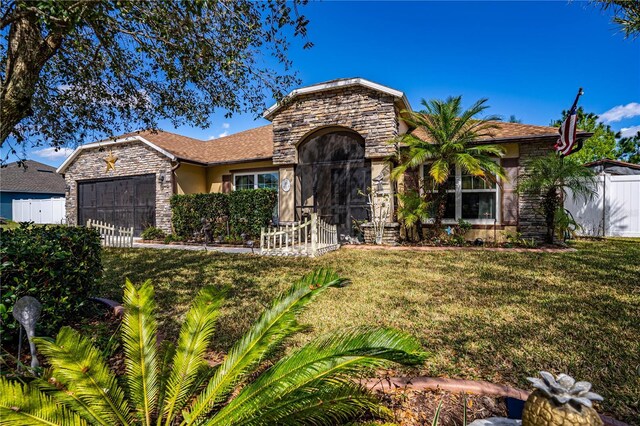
239 382 379 426
35 376 110 426
210 327 427 425
0 378 87 426
161 287 225 426
34 328 133 425
429 159 450 184
182 269 349 424
122 279 159 426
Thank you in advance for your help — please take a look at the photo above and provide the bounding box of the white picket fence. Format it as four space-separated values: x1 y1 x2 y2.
565 174 640 237
260 213 339 257
12 197 65 224
86 219 134 248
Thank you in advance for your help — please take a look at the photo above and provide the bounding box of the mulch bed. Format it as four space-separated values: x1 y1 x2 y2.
374 387 507 425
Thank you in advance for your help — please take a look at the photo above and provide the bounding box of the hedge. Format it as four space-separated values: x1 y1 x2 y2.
0 224 103 341
170 189 277 240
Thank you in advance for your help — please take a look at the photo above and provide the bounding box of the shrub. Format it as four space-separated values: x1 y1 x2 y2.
170 189 277 240
140 226 166 241
0 223 103 341
170 192 228 238
228 189 278 238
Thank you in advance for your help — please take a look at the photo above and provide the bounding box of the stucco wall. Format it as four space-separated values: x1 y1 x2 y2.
62 142 173 232
206 160 276 193
175 163 207 194
270 85 399 164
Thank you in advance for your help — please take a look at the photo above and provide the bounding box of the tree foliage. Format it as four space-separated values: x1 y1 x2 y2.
517 153 597 244
0 0 311 158
595 0 640 39
616 131 640 163
551 107 618 164
0 270 427 425
391 96 506 233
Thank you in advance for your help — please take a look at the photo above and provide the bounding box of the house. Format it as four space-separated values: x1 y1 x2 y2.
1 160 66 223
583 158 640 176
57 78 591 240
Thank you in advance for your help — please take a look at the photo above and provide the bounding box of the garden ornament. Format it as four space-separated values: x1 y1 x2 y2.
445 226 453 236
522 371 603 426
12 296 42 371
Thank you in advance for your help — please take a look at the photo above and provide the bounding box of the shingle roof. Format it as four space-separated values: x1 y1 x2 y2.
120 126 274 165
1 160 66 194
409 120 591 143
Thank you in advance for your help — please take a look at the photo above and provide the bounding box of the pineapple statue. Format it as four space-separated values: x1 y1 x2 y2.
522 371 603 426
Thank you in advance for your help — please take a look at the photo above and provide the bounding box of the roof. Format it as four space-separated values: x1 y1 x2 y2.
58 126 274 173
584 158 640 170
263 77 412 120
409 120 592 143
1 160 66 194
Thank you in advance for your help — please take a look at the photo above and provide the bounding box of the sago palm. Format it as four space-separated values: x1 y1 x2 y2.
517 153 596 244
392 96 506 232
0 269 427 425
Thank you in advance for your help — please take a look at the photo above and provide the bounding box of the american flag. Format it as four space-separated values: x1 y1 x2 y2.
555 89 583 156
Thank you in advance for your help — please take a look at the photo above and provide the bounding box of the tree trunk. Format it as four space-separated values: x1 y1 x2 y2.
544 188 559 244
1 12 67 145
432 186 448 236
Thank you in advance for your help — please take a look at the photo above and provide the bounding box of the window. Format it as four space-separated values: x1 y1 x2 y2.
234 171 278 191
422 163 499 223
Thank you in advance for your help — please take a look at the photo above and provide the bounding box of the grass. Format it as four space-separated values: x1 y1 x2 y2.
98 239 640 424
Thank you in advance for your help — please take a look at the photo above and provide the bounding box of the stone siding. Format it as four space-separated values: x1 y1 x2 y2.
517 140 555 242
362 222 400 245
62 142 173 233
271 86 399 164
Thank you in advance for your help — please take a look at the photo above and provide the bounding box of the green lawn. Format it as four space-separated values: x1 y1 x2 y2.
99 239 640 424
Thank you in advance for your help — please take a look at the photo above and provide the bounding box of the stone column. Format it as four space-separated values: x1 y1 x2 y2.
278 165 295 223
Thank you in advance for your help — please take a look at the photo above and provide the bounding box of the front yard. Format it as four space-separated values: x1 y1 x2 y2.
99 239 640 424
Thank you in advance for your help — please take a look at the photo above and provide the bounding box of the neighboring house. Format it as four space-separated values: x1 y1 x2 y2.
565 159 640 237
58 78 592 240
1 160 66 223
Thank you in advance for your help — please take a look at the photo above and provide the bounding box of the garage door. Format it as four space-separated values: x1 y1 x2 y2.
78 174 155 235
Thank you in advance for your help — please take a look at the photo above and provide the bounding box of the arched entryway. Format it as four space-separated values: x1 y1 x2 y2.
295 128 371 238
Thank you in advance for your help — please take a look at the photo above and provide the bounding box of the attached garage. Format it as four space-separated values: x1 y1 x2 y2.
77 174 156 235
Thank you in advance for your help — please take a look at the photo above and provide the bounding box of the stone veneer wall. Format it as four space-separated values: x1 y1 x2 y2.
271 85 400 164
362 222 400 245
517 139 555 242
62 142 174 233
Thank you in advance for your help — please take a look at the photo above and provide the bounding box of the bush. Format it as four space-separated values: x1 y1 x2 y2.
0 224 103 341
170 189 277 240
140 226 166 241
170 192 228 238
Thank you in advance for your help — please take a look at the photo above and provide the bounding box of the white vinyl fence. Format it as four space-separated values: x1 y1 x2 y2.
565 174 640 237
12 197 65 224
86 219 134 248
260 213 339 257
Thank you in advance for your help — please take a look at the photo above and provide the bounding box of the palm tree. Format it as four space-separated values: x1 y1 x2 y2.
1 269 426 426
392 96 506 233
517 153 597 244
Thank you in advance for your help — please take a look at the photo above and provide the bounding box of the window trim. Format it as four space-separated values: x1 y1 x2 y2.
420 162 501 225
232 171 279 191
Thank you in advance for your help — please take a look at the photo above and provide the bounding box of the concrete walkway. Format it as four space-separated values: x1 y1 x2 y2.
132 241 253 254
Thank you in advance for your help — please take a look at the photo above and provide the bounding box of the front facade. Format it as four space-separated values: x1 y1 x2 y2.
58 78 591 241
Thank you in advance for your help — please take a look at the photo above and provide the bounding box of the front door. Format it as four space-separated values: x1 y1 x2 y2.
295 130 371 238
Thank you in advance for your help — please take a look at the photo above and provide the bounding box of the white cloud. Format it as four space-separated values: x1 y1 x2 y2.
207 130 229 140
33 147 74 159
599 102 640 123
222 122 230 129
619 125 640 138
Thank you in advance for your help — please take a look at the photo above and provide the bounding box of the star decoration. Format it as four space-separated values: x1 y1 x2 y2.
104 150 118 172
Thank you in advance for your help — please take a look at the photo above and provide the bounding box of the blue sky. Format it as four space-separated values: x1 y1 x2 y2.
24 1 640 166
